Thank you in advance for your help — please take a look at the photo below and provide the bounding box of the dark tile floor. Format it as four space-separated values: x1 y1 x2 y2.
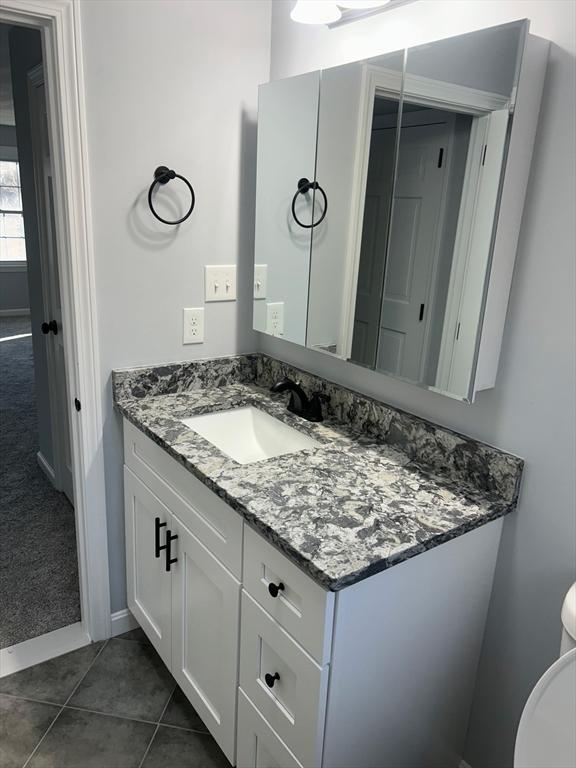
0 629 231 768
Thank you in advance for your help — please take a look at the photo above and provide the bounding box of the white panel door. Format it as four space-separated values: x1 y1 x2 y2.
124 467 172 667
351 126 397 367
28 67 74 502
377 122 449 383
171 517 241 764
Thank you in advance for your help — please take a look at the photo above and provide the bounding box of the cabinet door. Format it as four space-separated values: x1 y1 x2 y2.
171 517 241 764
253 71 320 346
124 466 172 666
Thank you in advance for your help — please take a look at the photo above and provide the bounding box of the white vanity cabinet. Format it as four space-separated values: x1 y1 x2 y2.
123 418 504 768
123 421 243 763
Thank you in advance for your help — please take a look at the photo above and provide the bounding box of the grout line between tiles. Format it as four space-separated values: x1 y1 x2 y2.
21 639 110 768
0 690 210 735
137 684 177 768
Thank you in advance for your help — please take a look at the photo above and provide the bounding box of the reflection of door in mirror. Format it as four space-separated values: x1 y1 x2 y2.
351 97 398 367
351 102 473 386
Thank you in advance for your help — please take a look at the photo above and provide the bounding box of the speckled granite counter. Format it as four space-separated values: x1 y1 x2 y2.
113 354 523 591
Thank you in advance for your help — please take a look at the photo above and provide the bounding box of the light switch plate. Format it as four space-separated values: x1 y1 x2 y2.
183 307 204 344
266 302 284 336
205 265 237 302
254 264 268 300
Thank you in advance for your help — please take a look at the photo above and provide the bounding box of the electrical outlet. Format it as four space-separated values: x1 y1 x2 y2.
205 265 237 302
253 264 268 299
182 307 204 344
266 302 284 336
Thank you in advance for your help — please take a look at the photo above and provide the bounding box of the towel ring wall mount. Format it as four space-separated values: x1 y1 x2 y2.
148 166 196 225
291 177 328 229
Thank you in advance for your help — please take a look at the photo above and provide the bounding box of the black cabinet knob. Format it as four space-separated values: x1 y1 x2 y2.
264 672 280 688
41 320 58 335
268 581 285 598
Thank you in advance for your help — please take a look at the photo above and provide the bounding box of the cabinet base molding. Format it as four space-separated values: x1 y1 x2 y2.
110 608 139 637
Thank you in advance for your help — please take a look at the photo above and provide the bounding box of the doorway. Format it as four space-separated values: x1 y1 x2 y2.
0 23 80 649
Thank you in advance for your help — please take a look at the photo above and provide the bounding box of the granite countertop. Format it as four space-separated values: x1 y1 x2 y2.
113 355 523 591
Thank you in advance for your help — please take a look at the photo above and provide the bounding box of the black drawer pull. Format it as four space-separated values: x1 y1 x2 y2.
165 530 178 572
268 581 285 598
155 517 167 558
264 672 280 688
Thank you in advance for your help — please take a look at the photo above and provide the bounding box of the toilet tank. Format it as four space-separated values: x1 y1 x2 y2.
560 583 576 655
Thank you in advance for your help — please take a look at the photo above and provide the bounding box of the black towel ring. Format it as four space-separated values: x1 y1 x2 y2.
148 166 195 225
291 177 328 229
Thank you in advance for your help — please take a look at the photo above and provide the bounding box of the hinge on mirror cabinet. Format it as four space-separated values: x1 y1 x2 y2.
456 322 461 341
482 145 488 166
437 147 444 168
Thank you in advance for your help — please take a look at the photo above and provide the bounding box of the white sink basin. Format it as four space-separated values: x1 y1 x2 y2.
181 406 321 465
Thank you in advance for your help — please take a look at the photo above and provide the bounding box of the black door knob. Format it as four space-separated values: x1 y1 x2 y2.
264 672 280 688
268 582 285 598
41 320 58 335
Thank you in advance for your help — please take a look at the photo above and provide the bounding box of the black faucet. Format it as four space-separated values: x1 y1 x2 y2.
270 377 330 422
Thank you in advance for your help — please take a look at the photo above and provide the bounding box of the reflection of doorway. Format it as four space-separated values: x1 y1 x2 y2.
0 23 79 650
352 102 472 384
376 117 452 383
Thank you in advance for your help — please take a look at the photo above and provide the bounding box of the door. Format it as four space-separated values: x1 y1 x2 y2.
124 467 172 666
351 126 397 366
376 121 450 383
28 65 73 502
171 515 241 764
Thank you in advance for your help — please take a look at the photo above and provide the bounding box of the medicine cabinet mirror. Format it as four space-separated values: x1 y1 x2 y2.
253 20 544 402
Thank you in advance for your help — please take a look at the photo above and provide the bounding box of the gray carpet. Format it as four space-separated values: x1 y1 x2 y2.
0 316 81 648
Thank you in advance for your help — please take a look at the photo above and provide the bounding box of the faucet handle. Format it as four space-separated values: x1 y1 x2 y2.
308 391 330 422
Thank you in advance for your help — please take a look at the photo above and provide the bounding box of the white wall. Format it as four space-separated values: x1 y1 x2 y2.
263 3 575 767
79 0 270 612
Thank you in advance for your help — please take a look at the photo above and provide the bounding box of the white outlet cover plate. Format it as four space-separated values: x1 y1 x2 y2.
205 265 237 302
183 307 204 344
266 302 284 336
253 264 268 300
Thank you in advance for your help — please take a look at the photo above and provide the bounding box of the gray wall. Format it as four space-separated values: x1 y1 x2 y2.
78 0 271 613
9 26 53 468
263 2 575 767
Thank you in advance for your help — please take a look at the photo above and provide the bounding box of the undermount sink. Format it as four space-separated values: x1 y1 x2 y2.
181 406 321 465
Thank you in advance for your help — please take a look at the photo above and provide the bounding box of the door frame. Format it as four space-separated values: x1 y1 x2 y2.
1 0 111 641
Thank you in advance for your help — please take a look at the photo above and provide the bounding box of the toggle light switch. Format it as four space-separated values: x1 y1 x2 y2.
205 265 237 302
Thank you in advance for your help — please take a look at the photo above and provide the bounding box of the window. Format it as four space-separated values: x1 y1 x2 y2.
0 160 26 262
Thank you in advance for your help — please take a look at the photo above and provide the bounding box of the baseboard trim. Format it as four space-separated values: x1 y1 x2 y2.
36 451 56 485
110 608 138 637
0 308 31 317
0 622 91 677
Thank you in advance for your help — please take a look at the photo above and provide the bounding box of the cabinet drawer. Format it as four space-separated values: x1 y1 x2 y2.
123 419 242 577
240 591 329 768
243 526 334 664
237 688 304 768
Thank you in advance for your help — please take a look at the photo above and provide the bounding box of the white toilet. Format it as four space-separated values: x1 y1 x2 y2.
514 583 576 768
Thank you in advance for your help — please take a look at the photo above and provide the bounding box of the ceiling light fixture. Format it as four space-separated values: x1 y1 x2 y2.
290 1 342 25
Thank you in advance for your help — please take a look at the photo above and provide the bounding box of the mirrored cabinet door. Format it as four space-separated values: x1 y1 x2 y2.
306 51 404 360
375 21 526 399
253 71 320 345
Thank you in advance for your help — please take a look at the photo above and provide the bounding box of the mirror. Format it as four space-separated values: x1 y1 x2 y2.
254 21 528 401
